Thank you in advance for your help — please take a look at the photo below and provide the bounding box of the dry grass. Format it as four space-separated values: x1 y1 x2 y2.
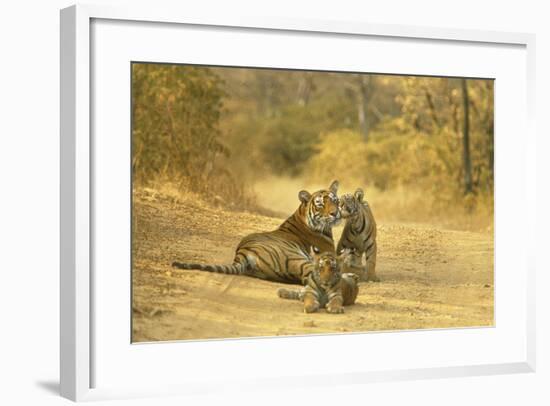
135 176 281 218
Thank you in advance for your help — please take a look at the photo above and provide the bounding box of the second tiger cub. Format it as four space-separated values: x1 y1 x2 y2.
337 188 379 282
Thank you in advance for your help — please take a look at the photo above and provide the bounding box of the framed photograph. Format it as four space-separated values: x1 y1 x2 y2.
60 4 536 402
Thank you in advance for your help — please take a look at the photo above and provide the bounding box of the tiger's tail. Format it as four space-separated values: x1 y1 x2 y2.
277 287 304 301
171 260 248 275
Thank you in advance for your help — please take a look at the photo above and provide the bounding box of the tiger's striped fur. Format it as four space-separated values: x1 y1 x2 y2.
172 181 341 284
277 251 359 313
337 188 379 282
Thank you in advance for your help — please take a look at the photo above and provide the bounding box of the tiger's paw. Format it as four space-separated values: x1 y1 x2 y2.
327 306 345 314
304 303 320 313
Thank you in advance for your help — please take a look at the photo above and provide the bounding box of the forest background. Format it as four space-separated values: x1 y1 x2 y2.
132 63 494 230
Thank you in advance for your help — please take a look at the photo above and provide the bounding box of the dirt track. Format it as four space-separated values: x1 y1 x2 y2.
132 189 494 342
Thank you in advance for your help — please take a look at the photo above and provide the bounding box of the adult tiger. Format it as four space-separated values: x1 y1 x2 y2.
172 181 341 284
337 188 379 282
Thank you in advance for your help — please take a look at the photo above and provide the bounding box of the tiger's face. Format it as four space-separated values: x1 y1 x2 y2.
299 180 341 231
339 188 364 219
313 252 341 288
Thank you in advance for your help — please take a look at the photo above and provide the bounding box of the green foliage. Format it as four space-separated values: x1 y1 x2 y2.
214 68 373 178
305 121 491 216
258 104 329 175
305 129 420 191
132 63 237 197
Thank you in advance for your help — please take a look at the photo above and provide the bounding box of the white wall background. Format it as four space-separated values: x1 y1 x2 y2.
0 1 547 405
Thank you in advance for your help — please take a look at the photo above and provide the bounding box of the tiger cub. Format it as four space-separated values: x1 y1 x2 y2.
277 251 359 314
337 188 379 282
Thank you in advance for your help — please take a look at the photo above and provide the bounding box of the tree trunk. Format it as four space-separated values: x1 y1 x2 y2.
296 72 314 106
461 78 473 195
356 75 372 141
423 87 441 130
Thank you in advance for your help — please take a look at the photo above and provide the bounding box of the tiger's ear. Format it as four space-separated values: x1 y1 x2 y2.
354 188 364 202
329 180 339 194
299 190 311 204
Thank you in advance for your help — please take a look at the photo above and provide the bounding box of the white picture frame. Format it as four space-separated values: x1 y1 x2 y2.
60 3 536 402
